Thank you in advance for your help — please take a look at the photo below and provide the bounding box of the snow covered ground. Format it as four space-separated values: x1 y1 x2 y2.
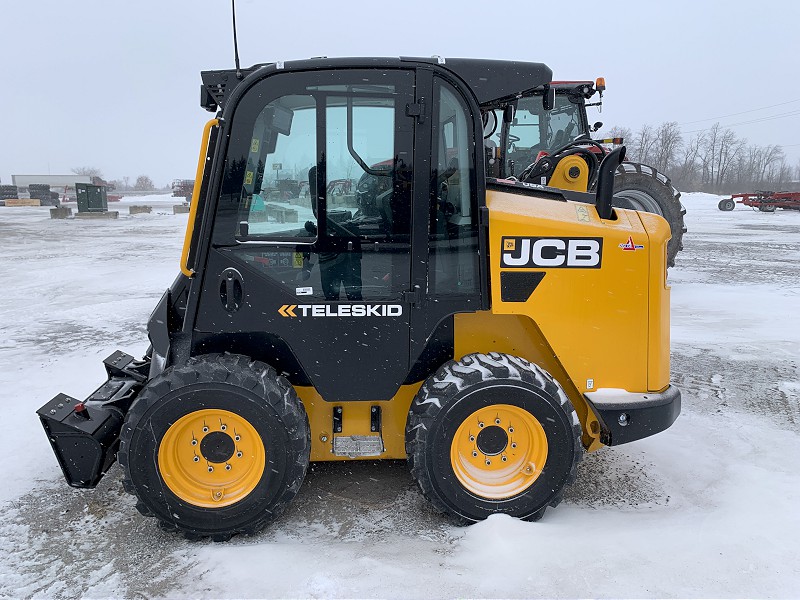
0 193 798 598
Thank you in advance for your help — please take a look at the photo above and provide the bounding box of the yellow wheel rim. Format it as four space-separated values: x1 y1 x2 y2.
158 409 265 508
450 403 548 499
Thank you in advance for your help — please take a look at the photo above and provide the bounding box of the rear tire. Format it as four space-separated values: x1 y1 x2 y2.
611 163 686 267
718 198 736 211
406 352 581 523
118 353 310 540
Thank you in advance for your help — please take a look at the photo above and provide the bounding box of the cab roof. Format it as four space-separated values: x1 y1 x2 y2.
200 56 552 112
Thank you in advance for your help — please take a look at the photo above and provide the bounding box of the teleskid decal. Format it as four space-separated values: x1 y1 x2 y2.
278 304 404 318
501 237 603 269
619 236 645 251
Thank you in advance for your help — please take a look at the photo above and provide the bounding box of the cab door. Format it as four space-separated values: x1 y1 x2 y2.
193 69 417 402
407 72 485 379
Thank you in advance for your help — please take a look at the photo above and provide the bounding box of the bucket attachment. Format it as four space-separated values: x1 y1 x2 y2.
37 351 148 488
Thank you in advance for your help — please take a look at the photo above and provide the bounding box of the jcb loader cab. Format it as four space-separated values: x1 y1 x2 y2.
38 57 680 540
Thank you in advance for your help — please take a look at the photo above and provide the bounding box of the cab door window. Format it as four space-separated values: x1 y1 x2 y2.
216 70 414 301
239 94 318 239
428 78 478 295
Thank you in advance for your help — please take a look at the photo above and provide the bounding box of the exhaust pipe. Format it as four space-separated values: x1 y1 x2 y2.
595 146 626 220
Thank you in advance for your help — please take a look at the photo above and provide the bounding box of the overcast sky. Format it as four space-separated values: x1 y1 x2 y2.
2 0 798 187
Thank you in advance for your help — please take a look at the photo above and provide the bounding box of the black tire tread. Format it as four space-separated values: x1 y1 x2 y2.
406 352 582 523
118 353 310 540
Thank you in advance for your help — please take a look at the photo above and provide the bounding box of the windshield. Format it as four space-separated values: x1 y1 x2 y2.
487 92 586 177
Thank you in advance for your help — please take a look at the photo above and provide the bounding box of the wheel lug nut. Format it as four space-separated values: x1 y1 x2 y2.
511 442 517 449
478 422 485 428
502 455 507 462
193 456 199 462
469 435 475 442
485 459 491 466
191 439 197 446
472 451 478 457
225 464 232 471
202 426 209 433
495 418 501 425
221 424 227 431
235 435 241 441
237 451 243 458
207 466 214 472
508 427 514 433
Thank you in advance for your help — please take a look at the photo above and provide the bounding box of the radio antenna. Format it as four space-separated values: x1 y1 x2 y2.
232 0 242 79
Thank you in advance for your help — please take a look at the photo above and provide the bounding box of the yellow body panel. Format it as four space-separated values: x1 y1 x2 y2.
638 211 672 391
296 188 671 460
488 189 655 393
299 384 421 461
453 311 603 452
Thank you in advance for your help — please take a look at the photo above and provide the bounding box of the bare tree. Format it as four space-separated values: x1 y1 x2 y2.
134 175 155 191
715 129 744 190
756 145 784 187
673 133 704 190
72 166 104 179
775 160 792 189
699 123 723 190
588 118 795 192
607 126 633 142
629 124 657 165
652 122 683 174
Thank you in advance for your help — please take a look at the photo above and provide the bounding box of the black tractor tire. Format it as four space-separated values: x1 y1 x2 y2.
718 198 736 211
610 163 686 267
118 353 310 541
406 352 581 523
758 204 777 213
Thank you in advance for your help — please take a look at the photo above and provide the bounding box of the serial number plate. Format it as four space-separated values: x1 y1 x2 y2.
332 435 385 457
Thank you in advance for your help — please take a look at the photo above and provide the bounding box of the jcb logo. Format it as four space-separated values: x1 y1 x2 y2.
501 237 603 269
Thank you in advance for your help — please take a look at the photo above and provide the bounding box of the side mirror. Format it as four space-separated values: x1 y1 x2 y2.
542 85 555 111
591 121 603 133
595 146 626 220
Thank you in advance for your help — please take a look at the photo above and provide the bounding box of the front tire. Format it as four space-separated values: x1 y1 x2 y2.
118 353 310 540
611 163 686 267
406 353 581 522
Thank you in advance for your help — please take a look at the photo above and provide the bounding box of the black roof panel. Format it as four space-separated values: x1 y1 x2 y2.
200 56 552 111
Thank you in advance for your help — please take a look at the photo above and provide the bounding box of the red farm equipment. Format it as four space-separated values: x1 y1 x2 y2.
718 191 800 213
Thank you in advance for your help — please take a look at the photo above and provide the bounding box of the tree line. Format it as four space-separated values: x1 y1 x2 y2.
607 122 798 193
72 167 161 191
